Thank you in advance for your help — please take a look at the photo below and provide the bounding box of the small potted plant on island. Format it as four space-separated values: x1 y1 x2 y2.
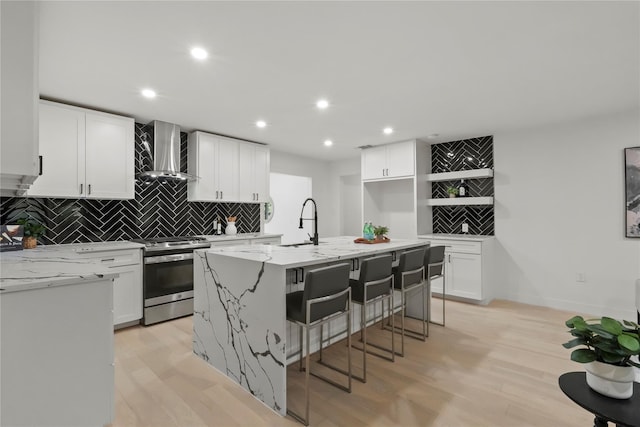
447 187 459 198
373 225 389 243
563 315 640 399
16 217 45 249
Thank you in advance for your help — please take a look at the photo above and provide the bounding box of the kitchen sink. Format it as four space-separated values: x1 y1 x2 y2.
279 241 325 248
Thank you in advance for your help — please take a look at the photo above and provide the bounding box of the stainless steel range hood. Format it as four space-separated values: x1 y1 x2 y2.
139 120 196 181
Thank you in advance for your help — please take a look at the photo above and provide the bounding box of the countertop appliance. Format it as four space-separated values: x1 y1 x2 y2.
132 236 210 325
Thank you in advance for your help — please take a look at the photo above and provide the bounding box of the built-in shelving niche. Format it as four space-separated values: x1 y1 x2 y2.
429 136 495 235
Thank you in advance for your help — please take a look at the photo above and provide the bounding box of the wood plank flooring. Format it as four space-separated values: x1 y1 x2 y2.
110 300 594 426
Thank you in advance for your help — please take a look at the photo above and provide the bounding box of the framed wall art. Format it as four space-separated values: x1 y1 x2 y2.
625 147 640 237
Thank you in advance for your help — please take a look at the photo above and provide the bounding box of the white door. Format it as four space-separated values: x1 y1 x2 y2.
265 173 312 245
253 145 270 202
28 103 85 198
237 142 254 202
187 132 217 201
361 146 386 180
448 252 482 300
216 138 238 201
386 140 415 178
85 112 134 199
112 266 142 325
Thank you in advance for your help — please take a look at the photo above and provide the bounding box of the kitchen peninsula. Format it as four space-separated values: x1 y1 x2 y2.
192 236 428 415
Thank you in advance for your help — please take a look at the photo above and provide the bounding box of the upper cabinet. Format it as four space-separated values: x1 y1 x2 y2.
187 132 239 202
0 1 39 196
188 131 269 204
361 140 415 180
28 101 135 199
238 142 270 203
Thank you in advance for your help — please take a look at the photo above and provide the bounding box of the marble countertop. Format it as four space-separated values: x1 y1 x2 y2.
198 235 428 269
197 233 282 241
0 241 142 293
418 234 496 242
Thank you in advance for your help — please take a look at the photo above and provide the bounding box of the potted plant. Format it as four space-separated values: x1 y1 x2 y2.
447 187 459 198
563 315 640 399
16 217 45 249
373 225 389 242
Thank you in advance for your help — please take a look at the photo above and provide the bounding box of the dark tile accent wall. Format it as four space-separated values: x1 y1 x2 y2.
0 124 260 244
431 136 495 235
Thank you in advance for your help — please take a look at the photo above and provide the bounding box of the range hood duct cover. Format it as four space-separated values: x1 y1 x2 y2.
139 120 196 181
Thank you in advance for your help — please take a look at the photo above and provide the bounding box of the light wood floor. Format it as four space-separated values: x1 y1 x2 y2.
110 299 594 426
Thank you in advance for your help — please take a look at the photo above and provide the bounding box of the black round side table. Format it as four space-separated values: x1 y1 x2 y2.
559 372 640 427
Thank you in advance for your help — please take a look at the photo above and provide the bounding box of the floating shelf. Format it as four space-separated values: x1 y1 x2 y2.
426 197 494 206
427 168 493 182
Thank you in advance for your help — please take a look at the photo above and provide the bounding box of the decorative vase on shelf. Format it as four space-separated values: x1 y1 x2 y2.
225 221 237 236
449 194 456 198
585 361 635 399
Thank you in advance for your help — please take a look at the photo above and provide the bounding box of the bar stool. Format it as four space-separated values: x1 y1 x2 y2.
390 247 426 357
349 254 395 383
285 262 352 426
426 246 446 326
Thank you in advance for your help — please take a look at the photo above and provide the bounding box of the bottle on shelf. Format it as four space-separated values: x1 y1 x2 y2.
458 179 468 197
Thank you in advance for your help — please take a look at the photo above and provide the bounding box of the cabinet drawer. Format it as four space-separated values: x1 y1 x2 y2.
77 249 142 267
425 239 481 255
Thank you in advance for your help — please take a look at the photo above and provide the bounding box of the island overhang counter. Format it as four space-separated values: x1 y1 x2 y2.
192 236 428 416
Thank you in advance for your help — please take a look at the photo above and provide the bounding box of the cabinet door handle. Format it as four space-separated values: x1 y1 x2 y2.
80 183 83 195
216 190 219 199
88 184 92 195
221 191 223 199
101 258 115 263
38 156 43 175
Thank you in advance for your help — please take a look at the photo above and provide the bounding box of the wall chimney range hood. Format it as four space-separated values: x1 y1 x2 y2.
138 120 196 181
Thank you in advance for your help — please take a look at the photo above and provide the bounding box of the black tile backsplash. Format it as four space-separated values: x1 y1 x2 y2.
431 136 495 235
0 124 260 244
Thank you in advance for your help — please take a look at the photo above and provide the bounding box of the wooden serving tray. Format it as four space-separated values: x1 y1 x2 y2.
353 237 391 244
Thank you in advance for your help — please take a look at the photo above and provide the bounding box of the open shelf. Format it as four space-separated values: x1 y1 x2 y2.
427 168 493 182
425 197 494 206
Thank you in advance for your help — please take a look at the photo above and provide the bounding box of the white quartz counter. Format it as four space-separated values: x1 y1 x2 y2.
197 235 428 269
418 234 495 242
0 241 142 293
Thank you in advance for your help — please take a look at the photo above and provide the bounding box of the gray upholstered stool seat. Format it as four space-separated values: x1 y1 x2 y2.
286 262 352 426
388 246 427 357
348 254 395 383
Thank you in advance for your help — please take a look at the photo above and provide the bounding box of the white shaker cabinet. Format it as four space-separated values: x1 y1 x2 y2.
187 131 238 202
238 142 270 203
418 236 496 304
28 101 135 199
361 140 415 180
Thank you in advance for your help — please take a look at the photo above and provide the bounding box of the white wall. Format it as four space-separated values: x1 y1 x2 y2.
494 109 640 319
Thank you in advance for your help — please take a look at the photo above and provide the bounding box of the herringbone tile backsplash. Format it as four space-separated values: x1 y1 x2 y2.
0 124 260 244
431 136 495 235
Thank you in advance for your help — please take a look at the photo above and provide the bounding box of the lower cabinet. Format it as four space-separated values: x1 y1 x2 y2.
0 277 114 426
419 236 496 303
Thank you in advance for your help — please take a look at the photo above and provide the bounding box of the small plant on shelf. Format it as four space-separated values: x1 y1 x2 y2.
447 187 459 198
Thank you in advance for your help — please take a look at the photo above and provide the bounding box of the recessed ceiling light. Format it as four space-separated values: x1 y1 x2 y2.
256 120 267 128
324 139 333 147
316 99 329 109
383 127 393 135
190 47 208 60
141 89 156 98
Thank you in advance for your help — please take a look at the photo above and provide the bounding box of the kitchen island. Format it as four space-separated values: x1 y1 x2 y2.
192 236 428 416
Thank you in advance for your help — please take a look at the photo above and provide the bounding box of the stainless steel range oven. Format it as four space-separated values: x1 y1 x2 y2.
133 236 210 325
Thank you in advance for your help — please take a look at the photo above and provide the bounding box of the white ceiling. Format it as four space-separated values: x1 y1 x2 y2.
39 1 639 161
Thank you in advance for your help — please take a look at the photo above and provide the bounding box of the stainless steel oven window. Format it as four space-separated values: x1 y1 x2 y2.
144 255 194 300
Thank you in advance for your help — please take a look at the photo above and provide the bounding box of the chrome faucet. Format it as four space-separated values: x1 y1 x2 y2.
299 198 319 245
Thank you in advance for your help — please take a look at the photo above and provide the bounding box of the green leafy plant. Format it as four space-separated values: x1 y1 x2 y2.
563 315 640 367
373 225 389 237
447 187 459 195
16 217 46 238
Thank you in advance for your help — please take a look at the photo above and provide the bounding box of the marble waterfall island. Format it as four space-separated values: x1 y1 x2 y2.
192 236 428 416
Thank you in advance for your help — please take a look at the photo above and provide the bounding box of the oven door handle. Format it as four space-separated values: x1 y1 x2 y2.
145 253 194 264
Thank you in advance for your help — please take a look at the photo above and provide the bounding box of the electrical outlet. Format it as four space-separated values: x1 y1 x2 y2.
576 273 586 283
461 223 469 233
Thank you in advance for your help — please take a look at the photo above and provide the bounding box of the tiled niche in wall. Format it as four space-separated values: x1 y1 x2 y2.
431 135 495 235
0 124 260 244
